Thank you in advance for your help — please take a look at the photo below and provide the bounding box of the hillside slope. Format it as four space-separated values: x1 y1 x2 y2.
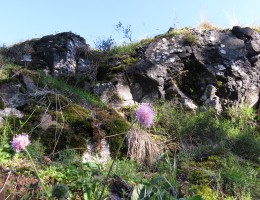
0 26 259 199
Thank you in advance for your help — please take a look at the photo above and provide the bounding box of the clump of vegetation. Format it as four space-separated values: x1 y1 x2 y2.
51 184 69 200
198 21 219 30
182 30 198 45
94 21 138 55
110 42 140 56
252 25 260 32
42 72 104 107
154 28 198 45
140 37 154 46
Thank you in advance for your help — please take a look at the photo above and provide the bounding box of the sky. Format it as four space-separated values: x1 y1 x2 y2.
1 0 260 47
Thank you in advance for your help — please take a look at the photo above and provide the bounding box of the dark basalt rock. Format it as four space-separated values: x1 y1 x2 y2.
123 26 260 111
4 32 97 81
31 32 93 77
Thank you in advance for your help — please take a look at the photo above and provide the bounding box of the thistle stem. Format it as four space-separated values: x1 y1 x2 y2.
25 148 47 195
98 120 136 200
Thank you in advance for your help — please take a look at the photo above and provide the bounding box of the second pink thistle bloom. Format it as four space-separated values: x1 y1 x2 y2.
135 104 155 128
11 134 31 152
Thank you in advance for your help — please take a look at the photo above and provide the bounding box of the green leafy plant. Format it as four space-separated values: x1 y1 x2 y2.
51 184 69 200
143 153 179 199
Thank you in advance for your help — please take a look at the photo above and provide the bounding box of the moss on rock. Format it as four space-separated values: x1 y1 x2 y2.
96 108 129 157
32 120 92 154
20 96 93 155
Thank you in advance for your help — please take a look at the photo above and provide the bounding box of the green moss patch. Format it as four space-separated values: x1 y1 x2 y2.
97 54 137 82
18 95 93 155
96 108 129 157
32 122 92 154
191 185 217 200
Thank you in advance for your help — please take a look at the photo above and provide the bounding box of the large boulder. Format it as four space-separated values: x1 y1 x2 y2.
31 32 95 77
4 32 97 80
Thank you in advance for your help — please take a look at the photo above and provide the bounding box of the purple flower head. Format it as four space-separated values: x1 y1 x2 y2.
11 134 31 152
135 104 155 128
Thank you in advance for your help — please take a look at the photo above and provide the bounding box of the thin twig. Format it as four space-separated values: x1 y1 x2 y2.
0 170 11 194
104 132 126 138
51 94 65 158
51 147 86 155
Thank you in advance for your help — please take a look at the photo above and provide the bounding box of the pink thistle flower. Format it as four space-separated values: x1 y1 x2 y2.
11 134 31 152
135 104 155 128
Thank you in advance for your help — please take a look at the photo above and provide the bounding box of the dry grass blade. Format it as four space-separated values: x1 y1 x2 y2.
126 129 160 166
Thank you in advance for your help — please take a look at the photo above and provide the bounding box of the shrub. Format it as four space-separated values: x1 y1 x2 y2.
221 156 258 197
51 184 69 200
94 36 115 51
231 129 260 163
180 108 226 143
115 21 132 42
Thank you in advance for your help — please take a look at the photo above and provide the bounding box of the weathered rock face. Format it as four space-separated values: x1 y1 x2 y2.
31 32 95 77
5 32 97 80
125 26 260 111
3 27 260 111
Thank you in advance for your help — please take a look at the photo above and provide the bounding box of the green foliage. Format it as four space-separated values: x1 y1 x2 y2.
109 158 139 182
0 143 12 163
181 108 227 143
96 53 137 82
0 46 17 65
140 37 154 46
231 130 260 163
153 102 259 199
154 102 226 143
54 149 82 165
156 27 190 39
225 105 257 130
104 115 129 157
155 28 198 46
221 156 258 196
110 42 140 56
26 140 46 159
192 185 216 200
182 31 198 45
224 105 260 163
135 152 200 200
153 101 188 136
39 159 104 199
51 184 69 200
42 72 104 107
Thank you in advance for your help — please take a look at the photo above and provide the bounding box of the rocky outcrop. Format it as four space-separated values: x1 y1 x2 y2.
31 32 96 78
3 27 260 112
4 32 97 80
124 27 260 111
